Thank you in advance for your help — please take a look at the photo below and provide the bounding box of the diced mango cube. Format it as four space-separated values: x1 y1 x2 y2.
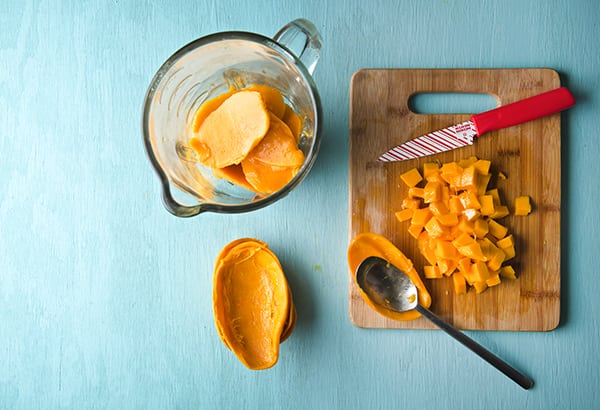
441 185 450 202
462 208 481 222
408 224 423 239
408 187 425 198
473 159 491 175
402 197 421 209
440 163 463 186
499 265 517 280
400 167 423 187
422 246 437 266
435 240 457 259
477 237 493 256
425 217 447 238
457 242 486 261
488 219 508 239
436 213 459 227
458 260 475 285
486 273 501 287
479 195 495 216
514 195 532 216
486 247 506 272
473 218 489 238
457 257 472 273
486 188 501 205
448 196 464 214
423 181 442 203
440 161 463 175
457 216 474 234
453 272 467 295
423 162 441 180
459 191 481 210
456 165 478 191
411 208 432 226
496 234 514 249
476 173 492 195
472 261 490 283
502 245 516 261
458 156 478 168
424 265 443 279
490 205 510 219
429 200 449 216
473 281 488 294
452 232 476 248
417 232 438 265
437 258 457 276
395 208 414 222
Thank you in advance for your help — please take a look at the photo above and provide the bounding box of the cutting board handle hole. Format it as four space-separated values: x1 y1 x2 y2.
408 92 498 114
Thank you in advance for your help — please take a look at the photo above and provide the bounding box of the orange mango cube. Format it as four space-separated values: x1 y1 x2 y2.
411 208 432 226
488 219 508 239
400 167 423 187
424 265 443 279
514 195 532 216
395 208 414 222
453 272 467 295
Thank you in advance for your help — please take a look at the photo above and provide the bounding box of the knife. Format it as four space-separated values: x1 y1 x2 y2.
378 87 575 162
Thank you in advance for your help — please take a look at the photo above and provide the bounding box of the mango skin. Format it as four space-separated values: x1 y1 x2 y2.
213 238 292 370
348 232 432 321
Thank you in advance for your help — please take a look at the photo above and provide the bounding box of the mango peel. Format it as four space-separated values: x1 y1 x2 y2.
348 232 432 321
213 238 296 370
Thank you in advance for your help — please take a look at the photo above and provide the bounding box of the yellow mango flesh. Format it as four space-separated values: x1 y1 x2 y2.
245 84 286 119
282 104 302 143
190 90 270 168
213 239 291 370
396 157 530 295
188 86 305 194
241 113 305 194
191 89 237 133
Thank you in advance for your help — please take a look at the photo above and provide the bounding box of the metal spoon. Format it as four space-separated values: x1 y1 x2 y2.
356 256 534 390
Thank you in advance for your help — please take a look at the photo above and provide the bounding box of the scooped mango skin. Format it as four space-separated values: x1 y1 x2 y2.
213 238 293 370
348 232 432 321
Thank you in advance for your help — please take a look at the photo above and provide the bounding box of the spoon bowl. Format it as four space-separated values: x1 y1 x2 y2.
355 256 419 313
356 256 534 390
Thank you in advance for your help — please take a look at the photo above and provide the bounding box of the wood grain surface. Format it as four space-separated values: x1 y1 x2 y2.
349 69 561 331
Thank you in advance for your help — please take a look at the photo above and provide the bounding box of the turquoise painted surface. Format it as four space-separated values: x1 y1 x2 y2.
1 0 598 408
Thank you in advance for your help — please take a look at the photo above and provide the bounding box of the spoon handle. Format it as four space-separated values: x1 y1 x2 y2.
415 304 534 390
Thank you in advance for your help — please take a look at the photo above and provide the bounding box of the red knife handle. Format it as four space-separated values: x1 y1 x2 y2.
471 87 575 136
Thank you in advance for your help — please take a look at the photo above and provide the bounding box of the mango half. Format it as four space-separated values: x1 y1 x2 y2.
213 238 295 370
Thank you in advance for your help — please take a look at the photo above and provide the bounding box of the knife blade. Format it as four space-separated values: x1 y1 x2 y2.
378 87 575 162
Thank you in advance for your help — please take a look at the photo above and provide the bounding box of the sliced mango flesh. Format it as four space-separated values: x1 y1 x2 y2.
244 84 286 119
188 86 305 194
241 113 305 193
191 89 237 133
282 104 302 143
190 90 270 168
213 164 257 192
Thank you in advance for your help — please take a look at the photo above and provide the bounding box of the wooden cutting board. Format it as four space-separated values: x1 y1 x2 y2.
349 69 562 331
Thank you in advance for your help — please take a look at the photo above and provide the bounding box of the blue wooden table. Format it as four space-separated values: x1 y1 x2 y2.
1 0 598 408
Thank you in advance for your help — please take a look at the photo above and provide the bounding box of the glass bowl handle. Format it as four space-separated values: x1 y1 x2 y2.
274 19 322 75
